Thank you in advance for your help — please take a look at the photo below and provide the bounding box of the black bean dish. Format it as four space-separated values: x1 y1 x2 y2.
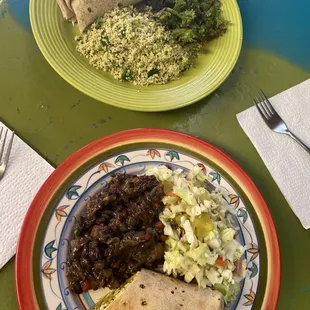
66 174 166 294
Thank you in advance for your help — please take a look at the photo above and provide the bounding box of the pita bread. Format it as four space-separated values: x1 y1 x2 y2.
57 0 75 20
57 0 142 33
94 269 224 310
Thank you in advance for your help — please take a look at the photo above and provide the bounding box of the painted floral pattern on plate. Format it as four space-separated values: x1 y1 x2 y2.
40 149 260 310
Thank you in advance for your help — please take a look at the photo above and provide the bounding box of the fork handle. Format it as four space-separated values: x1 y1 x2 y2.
286 131 310 154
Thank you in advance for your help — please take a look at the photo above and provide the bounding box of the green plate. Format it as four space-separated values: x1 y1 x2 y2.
29 0 242 111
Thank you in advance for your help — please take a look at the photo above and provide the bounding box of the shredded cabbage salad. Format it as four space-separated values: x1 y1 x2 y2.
146 165 247 302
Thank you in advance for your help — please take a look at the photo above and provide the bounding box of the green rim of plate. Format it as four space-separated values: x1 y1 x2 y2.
29 0 243 112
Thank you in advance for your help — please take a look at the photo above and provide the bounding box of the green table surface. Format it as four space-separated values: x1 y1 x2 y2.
1 0 310 309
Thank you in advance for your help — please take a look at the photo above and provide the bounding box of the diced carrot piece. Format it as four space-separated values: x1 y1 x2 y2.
154 221 164 229
144 232 152 240
111 262 120 268
216 257 226 267
80 280 91 292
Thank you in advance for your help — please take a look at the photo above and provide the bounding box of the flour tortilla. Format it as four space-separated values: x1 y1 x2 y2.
94 269 224 310
57 0 142 32
57 0 75 20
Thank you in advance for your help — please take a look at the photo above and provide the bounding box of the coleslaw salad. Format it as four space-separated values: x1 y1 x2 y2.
146 165 247 302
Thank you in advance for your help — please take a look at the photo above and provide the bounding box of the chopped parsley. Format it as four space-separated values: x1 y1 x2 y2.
122 70 133 81
100 31 109 48
148 68 160 77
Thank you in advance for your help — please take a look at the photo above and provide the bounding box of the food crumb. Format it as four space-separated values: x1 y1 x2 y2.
140 284 145 289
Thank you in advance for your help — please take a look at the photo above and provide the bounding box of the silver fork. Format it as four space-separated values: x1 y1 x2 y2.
252 90 310 154
0 128 15 181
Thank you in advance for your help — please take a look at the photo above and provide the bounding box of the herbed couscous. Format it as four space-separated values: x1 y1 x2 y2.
76 6 192 86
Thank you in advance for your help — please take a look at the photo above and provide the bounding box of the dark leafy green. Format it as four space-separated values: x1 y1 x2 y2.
137 0 175 12
143 0 229 45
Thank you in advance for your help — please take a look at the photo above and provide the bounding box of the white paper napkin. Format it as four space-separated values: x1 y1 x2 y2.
237 79 310 229
0 122 54 269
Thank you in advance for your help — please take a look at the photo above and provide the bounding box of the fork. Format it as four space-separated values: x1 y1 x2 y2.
0 128 15 181
252 90 310 154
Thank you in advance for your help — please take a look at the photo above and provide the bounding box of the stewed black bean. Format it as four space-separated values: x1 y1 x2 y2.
66 174 166 294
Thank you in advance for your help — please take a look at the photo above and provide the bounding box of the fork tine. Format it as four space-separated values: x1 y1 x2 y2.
252 96 268 121
257 92 272 118
260 89 277 115
2 131 14 167
0 129 8 162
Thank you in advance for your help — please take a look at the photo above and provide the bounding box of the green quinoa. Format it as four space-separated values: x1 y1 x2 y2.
76 6 193 86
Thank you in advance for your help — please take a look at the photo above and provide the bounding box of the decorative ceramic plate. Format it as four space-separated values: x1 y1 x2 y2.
15 129 280 310
29 0 242 112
